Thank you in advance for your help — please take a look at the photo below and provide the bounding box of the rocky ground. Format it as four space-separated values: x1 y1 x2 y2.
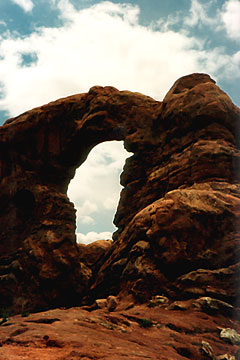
0 296 239 360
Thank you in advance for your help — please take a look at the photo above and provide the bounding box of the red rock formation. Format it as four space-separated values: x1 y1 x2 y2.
89 74 240 308
0 73 239 320
78 239 112 268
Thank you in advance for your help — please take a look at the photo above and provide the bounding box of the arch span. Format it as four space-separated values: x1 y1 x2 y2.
0 84 159 311
0 73 239 313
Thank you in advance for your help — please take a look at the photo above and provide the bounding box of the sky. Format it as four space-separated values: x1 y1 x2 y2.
0 0 239 244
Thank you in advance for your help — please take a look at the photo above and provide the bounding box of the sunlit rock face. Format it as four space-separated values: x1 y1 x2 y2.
0 73 239 313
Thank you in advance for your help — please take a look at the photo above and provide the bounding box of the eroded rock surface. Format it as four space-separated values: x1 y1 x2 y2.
78 240 112 269
0 73 240 323
0 300 240 360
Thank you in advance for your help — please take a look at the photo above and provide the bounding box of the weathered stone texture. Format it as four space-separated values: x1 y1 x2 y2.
0 73 239 316
1 301 239 360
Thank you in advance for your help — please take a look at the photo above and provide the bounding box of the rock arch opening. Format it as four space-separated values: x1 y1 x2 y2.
67 140 130 245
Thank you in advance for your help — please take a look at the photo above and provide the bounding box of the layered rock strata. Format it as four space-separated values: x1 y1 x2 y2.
0 73 239 315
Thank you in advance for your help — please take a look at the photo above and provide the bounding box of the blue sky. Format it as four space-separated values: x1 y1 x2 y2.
0 0 239 243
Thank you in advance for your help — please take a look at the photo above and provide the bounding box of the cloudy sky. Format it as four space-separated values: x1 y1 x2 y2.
0 0 239 244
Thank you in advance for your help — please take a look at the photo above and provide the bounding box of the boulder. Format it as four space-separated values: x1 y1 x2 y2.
78 239 112 268
107 295 118 312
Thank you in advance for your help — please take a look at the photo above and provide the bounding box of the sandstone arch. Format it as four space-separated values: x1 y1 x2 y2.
0 85 157 255
0 73 240 313
0 84 159 311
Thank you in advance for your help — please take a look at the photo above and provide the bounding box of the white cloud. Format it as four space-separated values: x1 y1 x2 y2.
0 21 7 27
68 141 129 234
221 0 240 40
184 0 215 27
76 200 98 225
182 0 230 34
233 50 240 65
11 0 34 12
77 200 98 215
103 197 119 210
68 141 129 204
76 231 112 245
79 216 95 225
0 0 238 117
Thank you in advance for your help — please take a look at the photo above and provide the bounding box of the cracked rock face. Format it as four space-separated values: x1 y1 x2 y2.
0 73 240 314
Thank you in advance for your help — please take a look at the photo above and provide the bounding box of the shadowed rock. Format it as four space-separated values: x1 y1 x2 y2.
0 73 239 314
